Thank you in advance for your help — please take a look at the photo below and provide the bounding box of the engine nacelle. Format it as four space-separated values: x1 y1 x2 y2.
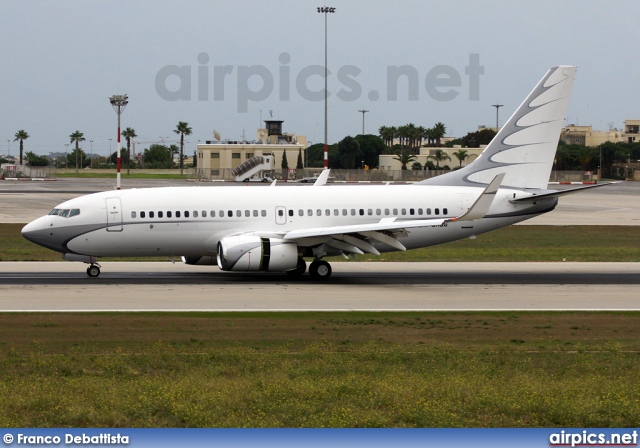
217 236 298 272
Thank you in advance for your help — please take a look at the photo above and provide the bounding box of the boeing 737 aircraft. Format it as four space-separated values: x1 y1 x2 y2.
22 65 603 279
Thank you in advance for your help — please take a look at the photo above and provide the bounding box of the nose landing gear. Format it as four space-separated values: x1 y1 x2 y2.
86 263 101 278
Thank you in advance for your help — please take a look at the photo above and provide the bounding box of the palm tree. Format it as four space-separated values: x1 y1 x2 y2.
378 126 396 151
14 130 29 166
69 130 85 175
173 121 192 175
427 149 451 170
432 122 447 146
393 150 416 170
121 127 137 175
423 127 436 147
452 149 469 168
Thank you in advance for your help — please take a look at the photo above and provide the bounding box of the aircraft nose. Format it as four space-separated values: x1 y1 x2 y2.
21 219 44 243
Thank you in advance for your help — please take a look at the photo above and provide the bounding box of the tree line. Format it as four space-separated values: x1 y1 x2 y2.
3 123 194 174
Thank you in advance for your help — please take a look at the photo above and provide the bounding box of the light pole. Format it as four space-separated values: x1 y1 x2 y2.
64 144 69 168
109 94 129 190
317 5 336 169
358 109 369 135
6 140 9 158
109 138 112 161
89 140 93 168
492 103 503 133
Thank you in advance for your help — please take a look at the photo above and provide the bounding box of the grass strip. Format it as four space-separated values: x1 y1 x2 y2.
3 223 640 262
0 312 638 427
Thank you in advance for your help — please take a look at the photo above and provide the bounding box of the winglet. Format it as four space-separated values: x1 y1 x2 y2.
451 173 504 222
313 169 331 187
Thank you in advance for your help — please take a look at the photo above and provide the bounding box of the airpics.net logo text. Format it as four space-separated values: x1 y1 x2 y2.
155 53 484 112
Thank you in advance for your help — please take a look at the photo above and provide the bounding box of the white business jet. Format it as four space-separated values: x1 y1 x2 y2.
22 66 603 279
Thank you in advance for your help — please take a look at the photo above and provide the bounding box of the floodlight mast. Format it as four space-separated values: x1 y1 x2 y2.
317 6 336 169
109 94 128 190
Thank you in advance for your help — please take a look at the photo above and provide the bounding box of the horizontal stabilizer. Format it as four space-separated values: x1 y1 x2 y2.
509 182 617 203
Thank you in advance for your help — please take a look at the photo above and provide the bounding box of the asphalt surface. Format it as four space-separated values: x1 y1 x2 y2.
0 262 638 311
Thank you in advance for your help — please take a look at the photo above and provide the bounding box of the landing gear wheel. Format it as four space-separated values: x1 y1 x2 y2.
86 265 101 278
309 260 332 280
286 258 307 276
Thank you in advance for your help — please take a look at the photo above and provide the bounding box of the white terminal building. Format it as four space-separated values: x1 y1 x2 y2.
196 120 307 179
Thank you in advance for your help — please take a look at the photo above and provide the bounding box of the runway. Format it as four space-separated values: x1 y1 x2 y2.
2 180 638 312
1 262 638 311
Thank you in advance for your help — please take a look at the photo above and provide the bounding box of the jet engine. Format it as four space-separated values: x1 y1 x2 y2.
217 236 298 272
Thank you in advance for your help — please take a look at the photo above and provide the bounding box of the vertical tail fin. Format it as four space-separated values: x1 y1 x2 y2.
418 66 576 189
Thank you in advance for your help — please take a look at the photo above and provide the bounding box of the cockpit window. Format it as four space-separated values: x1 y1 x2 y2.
49 208 79 218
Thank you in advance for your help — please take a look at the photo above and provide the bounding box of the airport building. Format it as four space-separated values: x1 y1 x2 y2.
378 146 484 171
196 121 307 179
559 120 640 146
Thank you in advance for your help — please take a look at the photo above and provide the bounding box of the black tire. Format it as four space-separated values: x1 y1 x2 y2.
261 178 268 183
309 260 332 279
87 265 100 278
286 258 307 276
243 178 250 182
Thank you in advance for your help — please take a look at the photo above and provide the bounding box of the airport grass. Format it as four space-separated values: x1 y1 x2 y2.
3 223 640 262
0 312 639 427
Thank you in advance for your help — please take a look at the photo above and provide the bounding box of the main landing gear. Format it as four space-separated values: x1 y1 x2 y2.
286 258 332 279
86 263 101 278
309 259 332 280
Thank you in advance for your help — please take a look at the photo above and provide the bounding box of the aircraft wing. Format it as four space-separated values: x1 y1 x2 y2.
282 218 446 254
282 174 506 255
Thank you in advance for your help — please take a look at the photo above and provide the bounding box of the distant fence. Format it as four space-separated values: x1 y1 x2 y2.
192 168 597 183
1 165 56 179
0 166 600 183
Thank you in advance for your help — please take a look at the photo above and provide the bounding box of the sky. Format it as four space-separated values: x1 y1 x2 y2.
0 0 638 157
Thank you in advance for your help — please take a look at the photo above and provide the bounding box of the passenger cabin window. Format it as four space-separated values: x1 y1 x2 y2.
227 211 233 218
427 208 431 215
247 210 252 217
167 211 172 218
158 211 163 218
298 210 304 217
185 211 190 218
288 210 294 217
261 210 267 217
253 210 258 217
193 211 198 218
131 211 136 218
176 211 180 218
140 211 146 218
443 208 448 215
149 211 155 218
359 209 364 216
435 208 440 215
